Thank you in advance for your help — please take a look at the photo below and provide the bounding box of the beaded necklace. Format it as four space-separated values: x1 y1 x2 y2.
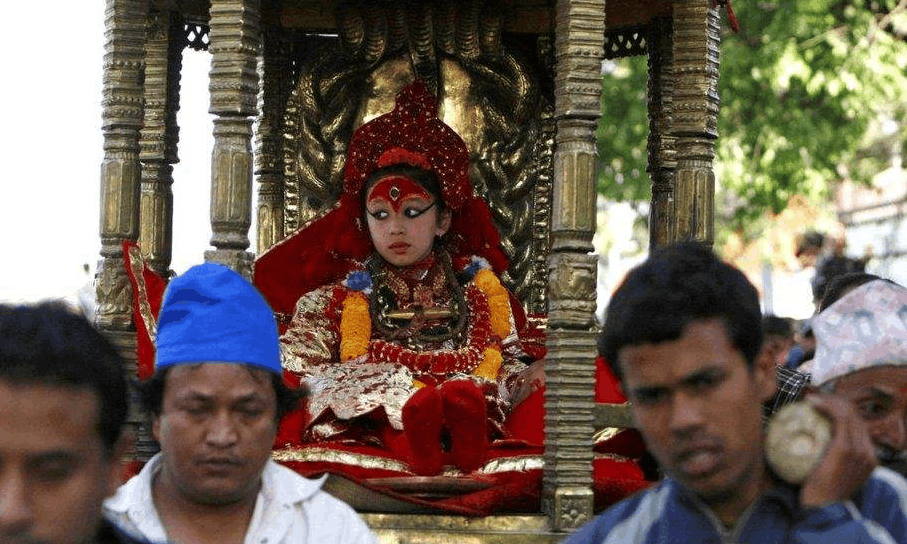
338 253 513 382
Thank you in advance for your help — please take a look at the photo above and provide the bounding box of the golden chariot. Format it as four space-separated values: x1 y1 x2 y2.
96 0 723 540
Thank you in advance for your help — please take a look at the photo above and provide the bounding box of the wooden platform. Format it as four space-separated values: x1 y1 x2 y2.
364 514 567 544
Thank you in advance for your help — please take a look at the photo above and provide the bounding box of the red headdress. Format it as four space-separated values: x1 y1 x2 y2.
254 80 508 321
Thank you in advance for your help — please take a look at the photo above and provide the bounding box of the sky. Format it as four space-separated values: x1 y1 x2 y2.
0 3 212 303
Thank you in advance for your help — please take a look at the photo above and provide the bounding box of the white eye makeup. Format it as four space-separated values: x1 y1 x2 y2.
404 201 436 218
367 200 436 220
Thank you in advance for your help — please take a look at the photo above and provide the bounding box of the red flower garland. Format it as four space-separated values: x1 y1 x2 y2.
377 147 432 171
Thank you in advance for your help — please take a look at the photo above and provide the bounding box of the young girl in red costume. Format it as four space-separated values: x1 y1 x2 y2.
254 80 539 476
122 79 649 514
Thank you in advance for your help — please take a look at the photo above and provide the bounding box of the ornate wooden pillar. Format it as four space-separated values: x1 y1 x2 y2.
647 17 677 250
98 0 147 457
98 0 146 335
255 26 290 253
671 0 720 245
139 9 183 278
205 0 261 277
544 0 604 531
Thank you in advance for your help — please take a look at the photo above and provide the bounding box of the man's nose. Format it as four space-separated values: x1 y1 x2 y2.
205 411 239 447
881 412 907 453
669 393 705 434
0 471 34 535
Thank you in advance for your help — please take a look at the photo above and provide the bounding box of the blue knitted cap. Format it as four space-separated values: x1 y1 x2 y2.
155 262 281 374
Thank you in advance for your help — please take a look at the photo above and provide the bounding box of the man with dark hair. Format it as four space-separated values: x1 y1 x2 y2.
761 314 794 366
785 319 816 369
0 302 146 544
103 263 376 544
564 242 907 543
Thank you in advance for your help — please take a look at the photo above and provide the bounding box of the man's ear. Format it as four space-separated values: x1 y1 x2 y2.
754 348 778 403
151 414 161 444
105 430 133 495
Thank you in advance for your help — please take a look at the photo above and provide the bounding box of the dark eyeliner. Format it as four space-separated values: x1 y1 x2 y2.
407 200 436 218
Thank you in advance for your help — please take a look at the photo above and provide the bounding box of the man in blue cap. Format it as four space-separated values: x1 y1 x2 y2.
104 263 376 544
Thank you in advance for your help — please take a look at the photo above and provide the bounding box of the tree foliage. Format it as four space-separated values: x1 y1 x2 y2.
597 0 907 240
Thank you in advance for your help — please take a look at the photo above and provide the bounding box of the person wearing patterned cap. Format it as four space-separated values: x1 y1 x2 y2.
103 263 377 544
811 277 907 476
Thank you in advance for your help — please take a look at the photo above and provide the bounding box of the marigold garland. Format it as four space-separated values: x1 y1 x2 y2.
369 284 493 378
473 269 511 340
338 264 511 383
473 347 503 381
340 291 370 360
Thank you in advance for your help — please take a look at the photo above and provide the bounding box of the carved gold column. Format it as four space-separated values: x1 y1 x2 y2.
140 10 183 278
647 17 677 249
671 1 720 244
98 0 147 460
206 0 260 277
98 0 146 334
545 0 604 531
255 26 289 253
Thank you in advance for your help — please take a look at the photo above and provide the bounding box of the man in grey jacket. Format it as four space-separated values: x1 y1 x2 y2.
563 242 907 544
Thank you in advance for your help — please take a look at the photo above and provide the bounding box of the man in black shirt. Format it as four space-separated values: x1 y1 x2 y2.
0 302 151 544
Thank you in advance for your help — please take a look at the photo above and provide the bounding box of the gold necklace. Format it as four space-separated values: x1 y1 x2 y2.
367 249 468 346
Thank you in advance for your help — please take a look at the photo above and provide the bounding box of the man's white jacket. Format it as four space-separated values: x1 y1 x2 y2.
104 454 377 544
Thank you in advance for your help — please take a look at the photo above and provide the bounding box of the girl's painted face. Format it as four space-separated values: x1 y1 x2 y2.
365 175 451 267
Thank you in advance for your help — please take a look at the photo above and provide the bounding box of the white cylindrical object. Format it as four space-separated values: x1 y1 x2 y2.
765 401 832 484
